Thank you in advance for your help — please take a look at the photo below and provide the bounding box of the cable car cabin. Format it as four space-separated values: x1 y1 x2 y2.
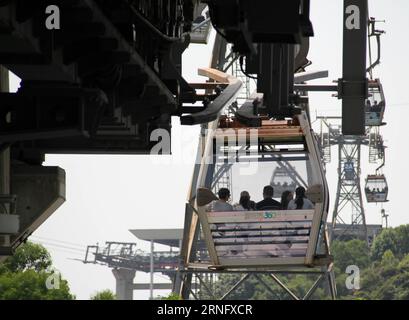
270 167 297 196
194 111 330 269
365 174 388 203
365 79 386 127
344 161 355 181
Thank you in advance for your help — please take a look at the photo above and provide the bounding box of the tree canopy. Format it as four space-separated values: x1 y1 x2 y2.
371 225 409 261
0 242 74 300
1 242 52 273
90 289 116 300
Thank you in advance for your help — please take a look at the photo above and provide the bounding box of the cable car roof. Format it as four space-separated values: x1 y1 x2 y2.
366 174 386 180
215 118 305 143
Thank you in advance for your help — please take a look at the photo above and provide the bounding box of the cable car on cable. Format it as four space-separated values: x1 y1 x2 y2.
344 161 355 181
365 174 388 203
365 79 386 127
270 167 297 197
192 80 330 268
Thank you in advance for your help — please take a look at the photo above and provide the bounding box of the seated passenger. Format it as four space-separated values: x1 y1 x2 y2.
208 188 233 212
288 186 314 210
365 100 371 111
256 185 281 210
234 191 256 211
280 190 294 210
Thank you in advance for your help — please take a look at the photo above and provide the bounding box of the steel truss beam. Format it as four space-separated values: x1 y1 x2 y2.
178 267 336 300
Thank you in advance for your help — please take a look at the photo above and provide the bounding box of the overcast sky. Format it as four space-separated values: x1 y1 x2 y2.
8 0 409 299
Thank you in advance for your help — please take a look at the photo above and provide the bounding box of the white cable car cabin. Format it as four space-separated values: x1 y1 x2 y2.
270 167 297 196
194 111 330 269
365 174 388 203
344 161 355 181
365 79 386 127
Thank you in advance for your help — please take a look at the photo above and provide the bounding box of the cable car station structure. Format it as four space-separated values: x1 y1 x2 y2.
0 0 388 300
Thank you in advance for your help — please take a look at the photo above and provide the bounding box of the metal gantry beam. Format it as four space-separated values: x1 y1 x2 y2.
179 269 336 300
83 241 181 299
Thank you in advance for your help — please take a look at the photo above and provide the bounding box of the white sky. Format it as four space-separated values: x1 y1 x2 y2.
8 0 409 299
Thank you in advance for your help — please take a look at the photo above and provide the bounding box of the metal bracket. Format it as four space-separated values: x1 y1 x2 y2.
0 194 17 214
337 79 369 99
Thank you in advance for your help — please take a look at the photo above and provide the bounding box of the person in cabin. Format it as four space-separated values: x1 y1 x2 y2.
287 186 314 210
234 191 256 211
208 188 233 212
280 190 294 210
256 185 281 210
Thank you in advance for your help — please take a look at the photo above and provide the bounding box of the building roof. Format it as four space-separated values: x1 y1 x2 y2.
129 229 183 247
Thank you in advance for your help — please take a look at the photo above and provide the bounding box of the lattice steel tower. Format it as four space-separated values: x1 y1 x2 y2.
318 117 386 244
331 131 368 242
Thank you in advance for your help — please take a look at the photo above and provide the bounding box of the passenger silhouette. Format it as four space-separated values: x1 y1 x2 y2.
280 190 294 210
287 186 314 210
208 188 233 212
256 185 281 210
234 191 256 211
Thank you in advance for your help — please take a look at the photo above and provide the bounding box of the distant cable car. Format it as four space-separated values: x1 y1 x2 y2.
365 174 388 202
365 79 386 126
344 161 355 180
270 167 297 197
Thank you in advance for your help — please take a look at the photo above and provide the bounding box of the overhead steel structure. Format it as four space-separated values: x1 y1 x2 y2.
83 241 179 300
316 13 387 244
318 118 370 242
318 115 387 244
0 0 224 257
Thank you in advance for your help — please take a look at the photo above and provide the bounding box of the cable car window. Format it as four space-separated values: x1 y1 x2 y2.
365 174 388 203
365 80 386 126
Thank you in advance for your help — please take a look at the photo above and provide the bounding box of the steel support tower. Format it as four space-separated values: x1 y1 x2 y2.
318 117 386 244
332 139 367 240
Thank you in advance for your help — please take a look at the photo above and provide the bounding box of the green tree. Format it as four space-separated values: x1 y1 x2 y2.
351 250 409 300
331 239 371 272
158 292 181 300
212 274 256 299
397 253 409 271
371 225 409 261
0 270 73 300
90 289 116 300
0 242 74 300
1 242 52 273
350 226 409 300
